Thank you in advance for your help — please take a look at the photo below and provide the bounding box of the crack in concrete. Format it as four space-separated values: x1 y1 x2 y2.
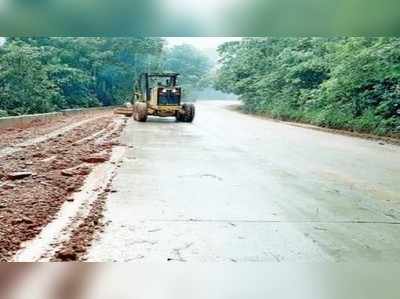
178 173 223 181
126 255 145 261
168 242 194 262
147 219 400 225
130 240 158 246
265 250 283 262
148 228 162 233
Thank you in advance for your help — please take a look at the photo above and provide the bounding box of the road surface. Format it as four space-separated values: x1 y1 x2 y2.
85 101 400 262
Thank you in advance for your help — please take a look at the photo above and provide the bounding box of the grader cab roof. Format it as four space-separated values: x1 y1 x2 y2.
137 73 180 101
139 73 179 87
146 73 179 78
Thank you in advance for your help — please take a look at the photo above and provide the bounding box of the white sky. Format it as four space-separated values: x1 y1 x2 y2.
0 37 241 49
164 37 241 49
163 0 242 34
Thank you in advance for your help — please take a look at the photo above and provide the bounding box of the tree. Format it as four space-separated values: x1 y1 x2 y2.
163 44 211 92
215 37 400 135
0 43 62 115
0 37 165 114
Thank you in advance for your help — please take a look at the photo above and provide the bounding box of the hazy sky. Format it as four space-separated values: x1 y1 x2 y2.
0 37 241 49
164 37 241 49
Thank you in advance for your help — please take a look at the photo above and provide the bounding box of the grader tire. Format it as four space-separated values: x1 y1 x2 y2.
133 103 138 120
135 102 148 122
175 111 183 122
181 103 195 123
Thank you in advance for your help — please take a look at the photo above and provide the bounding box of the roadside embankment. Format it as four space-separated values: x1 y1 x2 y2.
0 107 114 129
0 108 116 150
229 104 400 146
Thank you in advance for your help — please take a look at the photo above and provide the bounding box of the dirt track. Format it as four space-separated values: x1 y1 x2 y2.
0 110 126 261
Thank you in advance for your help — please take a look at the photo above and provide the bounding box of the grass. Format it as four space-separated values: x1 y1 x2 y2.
239 101 400 139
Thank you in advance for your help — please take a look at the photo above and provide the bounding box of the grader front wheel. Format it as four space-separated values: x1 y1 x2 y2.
134 102 148 122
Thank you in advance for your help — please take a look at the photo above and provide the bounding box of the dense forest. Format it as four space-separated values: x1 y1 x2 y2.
216 38 400 136
0 38 210 116
2 37 400 137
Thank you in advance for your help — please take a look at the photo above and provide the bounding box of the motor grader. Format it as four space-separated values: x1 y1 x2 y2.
116 73 195 122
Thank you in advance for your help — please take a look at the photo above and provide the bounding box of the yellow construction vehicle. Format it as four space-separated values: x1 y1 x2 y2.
132 73 195 122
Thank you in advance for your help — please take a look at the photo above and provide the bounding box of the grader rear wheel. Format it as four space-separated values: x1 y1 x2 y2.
175 111 183 122
180 103 195 123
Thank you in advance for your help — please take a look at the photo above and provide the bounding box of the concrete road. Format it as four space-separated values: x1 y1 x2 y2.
87 101 400 262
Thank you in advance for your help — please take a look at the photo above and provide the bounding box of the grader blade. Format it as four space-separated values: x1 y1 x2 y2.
114 107 134 117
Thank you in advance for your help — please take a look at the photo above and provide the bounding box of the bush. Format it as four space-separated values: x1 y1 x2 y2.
215 37 400 136
0 110 8 117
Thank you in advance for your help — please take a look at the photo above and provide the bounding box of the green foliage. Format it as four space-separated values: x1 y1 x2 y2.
216 37 400 136
0 37 164 115
0 38 212 114
0 43 61 115
163 44 211 98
